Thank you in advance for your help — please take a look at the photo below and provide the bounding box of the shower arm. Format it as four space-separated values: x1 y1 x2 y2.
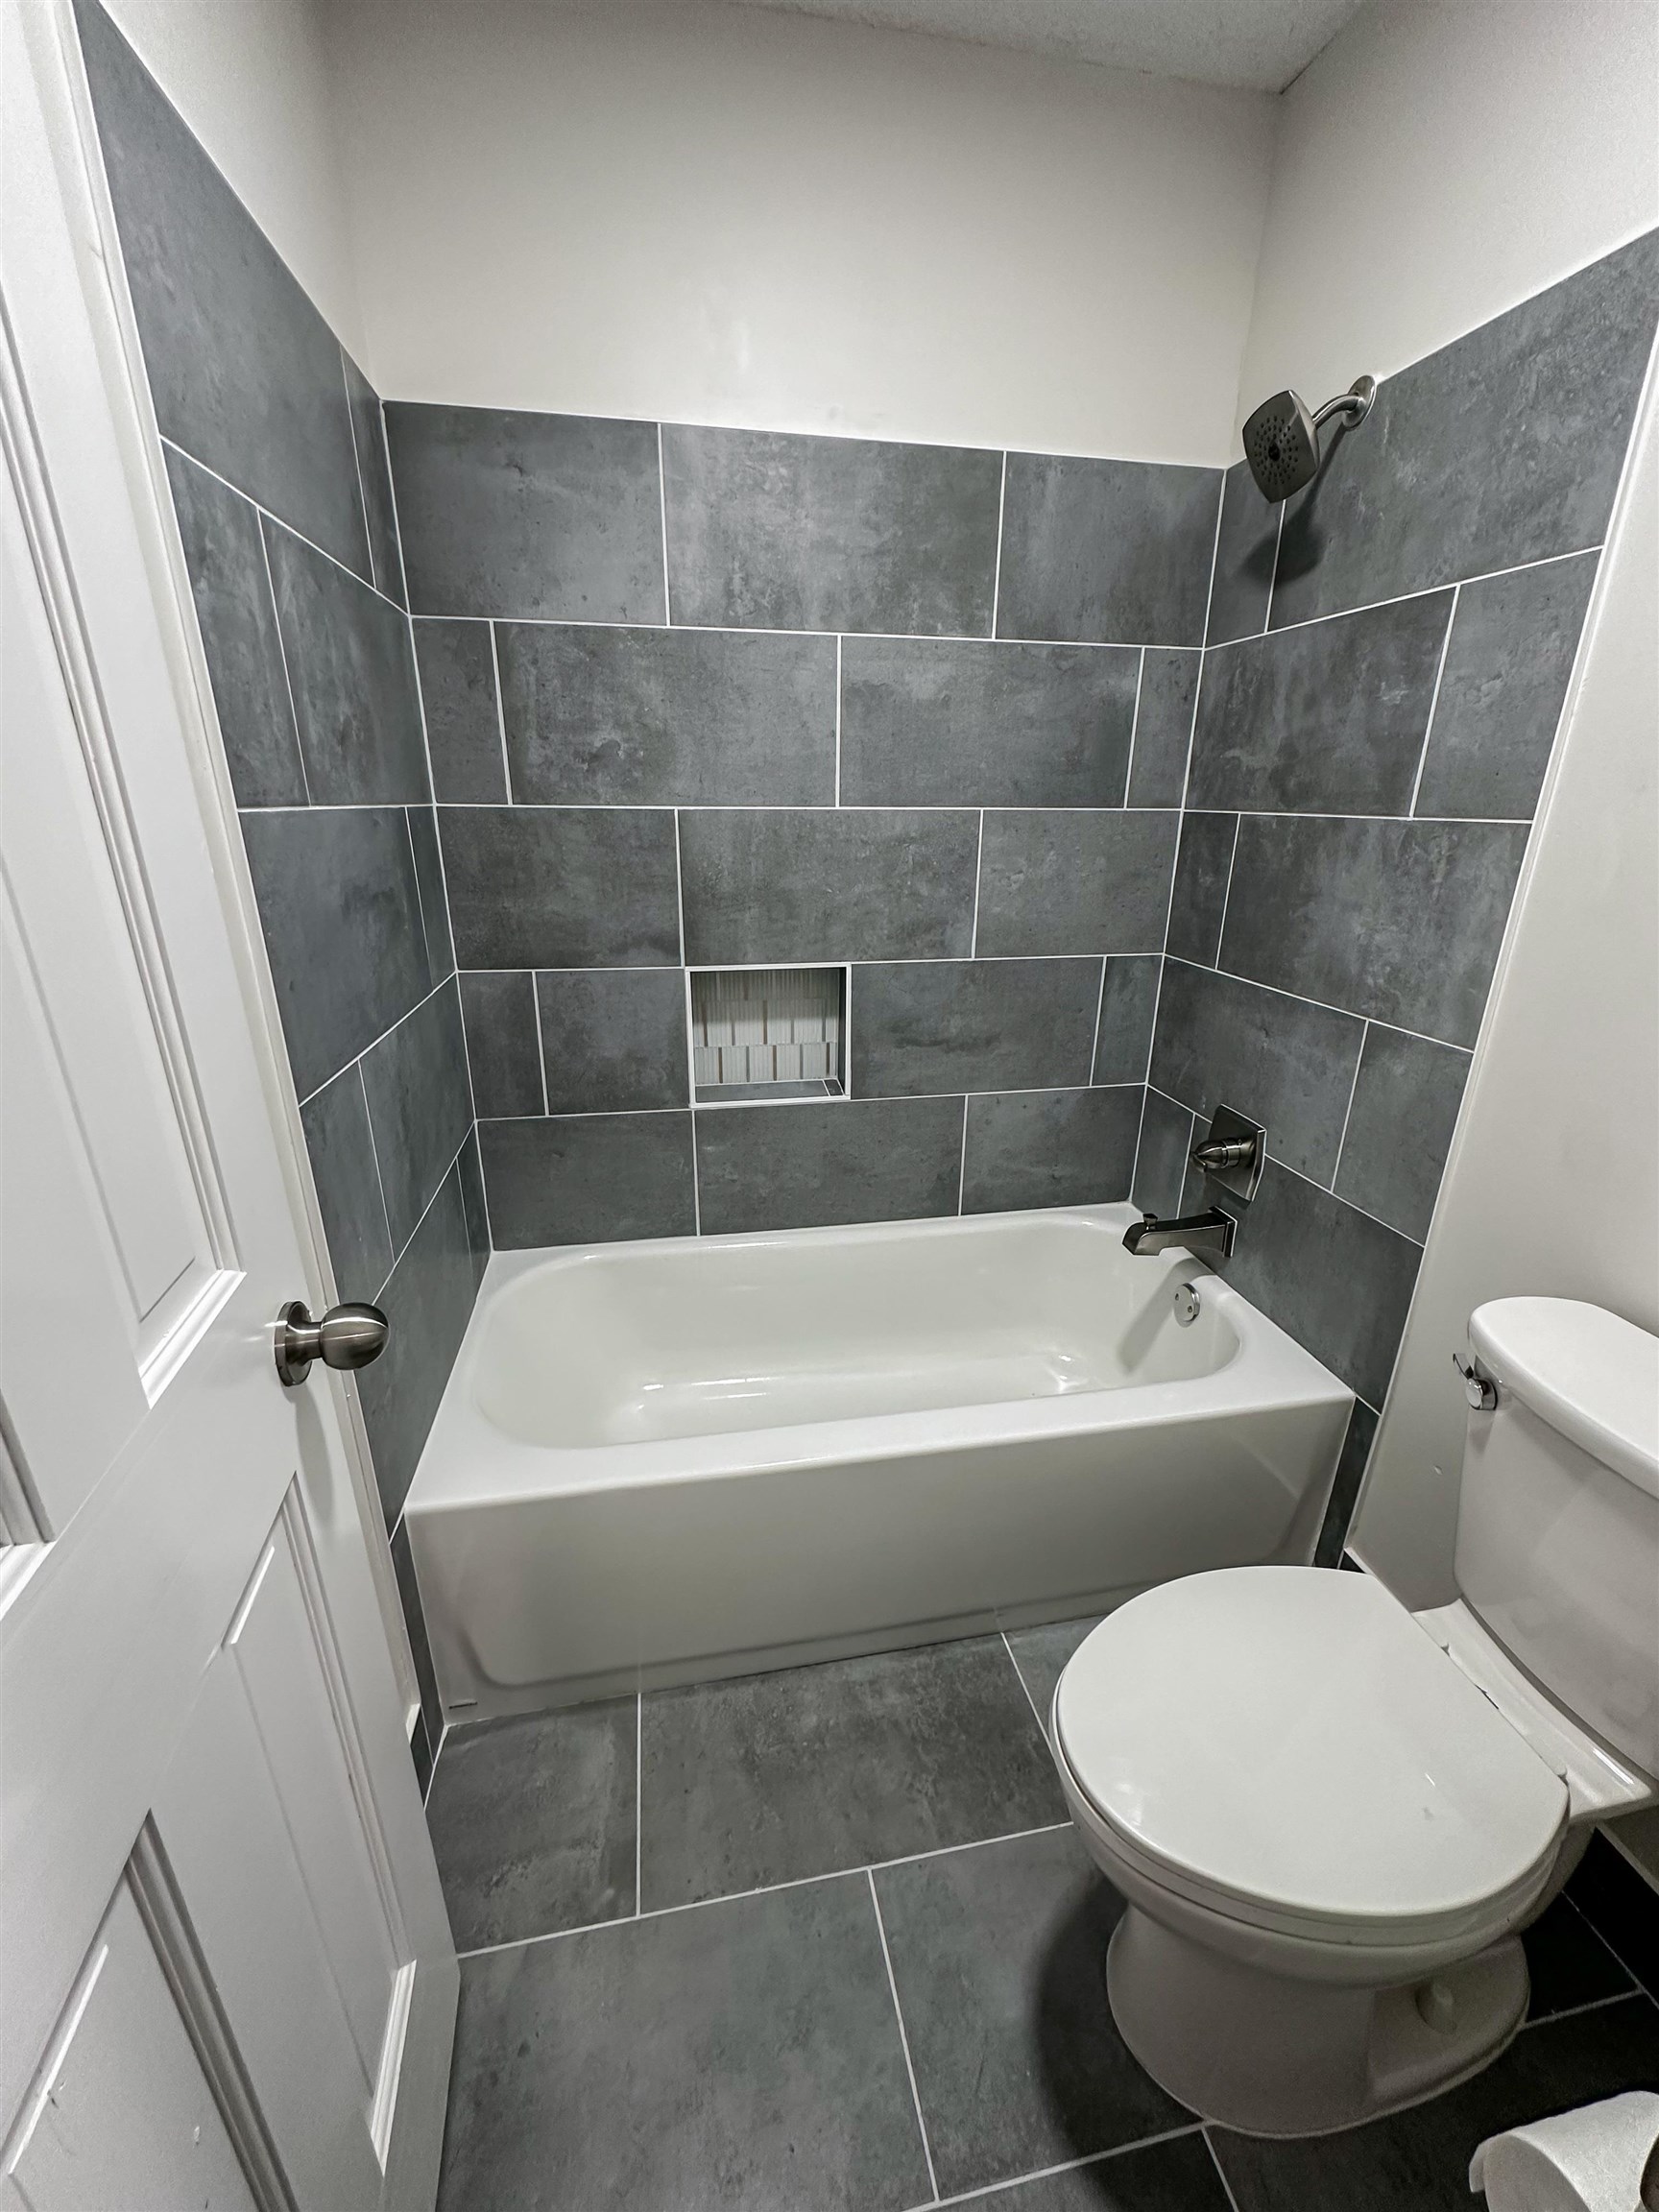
1311 374 1378 432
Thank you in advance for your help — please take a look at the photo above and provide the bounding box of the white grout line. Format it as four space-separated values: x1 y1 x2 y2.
1204 2127 1245 2212
656 422 673 623
373 1125 476 1303
1211 814 1243 962
1407 583 1460 818
999 1630 1048 1738
338 347 378 593
968 811 985 956
671 813 688 966
1164 950 1475 1056
1330 1020 1368 1189
293 971 460 1110
688 1098 703 1236
357 1064 397 1268
834 634 843 806
478 1076 1140 1128
868 1870 941 2203
489 620 514 804
1520 1987 1648 2032
921 2129 1208 2212
453 1819 1075 1961
255 514 311 805
1121 646 1145 805
954 1095 969 1216
1087 957 1108 1086
162 435 405 616
234 797 1533 828
531 972 550 1116
988 451 1008 637
635 1695 643 1915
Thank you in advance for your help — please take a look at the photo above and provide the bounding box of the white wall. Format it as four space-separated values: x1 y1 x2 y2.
100 0 365 357
325 1 1275 463
1237 1 1659 430
1354 361 1659 1608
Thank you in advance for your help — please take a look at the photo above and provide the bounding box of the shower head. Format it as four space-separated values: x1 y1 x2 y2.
1242 374 1376 502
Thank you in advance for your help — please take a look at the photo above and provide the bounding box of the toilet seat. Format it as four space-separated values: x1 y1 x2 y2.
1053 1567 1569 1952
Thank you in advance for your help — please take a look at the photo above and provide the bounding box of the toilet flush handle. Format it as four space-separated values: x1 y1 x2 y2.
1453 1354 1498 1412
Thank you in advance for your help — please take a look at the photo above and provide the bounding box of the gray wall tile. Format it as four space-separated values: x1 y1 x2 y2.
414 621 506 803
242 806 433 1098
263 518 429 804
300 1066 395 1301
852 959 1099 1097
538 969 688 1113
343 351 406 606
974 809 1178 957
460 972 543 1118
360 979 474 1254
1313 1399 1380 1570
997 454 1220 646
77 0 370 575
961 1085 1140 1213
693 1095 963 1235
1132 1089 1195 1219
440 808 682 970
1216 1161 1421 1407
679 809 977 965
387 404 665 622
1093 954 1159 1085
1334 1024 1471 1241
1151 961 1364 1185
1218 815 1528 1046
1190 591 1452 815
661 424 1000 635
408 807 456 984
1126 650 1199 806
1164 811 1238 967
480 1112 696 1248
458 1127 492 1270
356 1154 485 1525
1207 458 1278 645
1272 232 1659 625
498 624 835 805
839 638 1136 807
1415 554 1599 820
164 447 304 805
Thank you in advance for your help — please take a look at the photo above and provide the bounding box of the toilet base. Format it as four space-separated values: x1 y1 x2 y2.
1105 1906 1529 2137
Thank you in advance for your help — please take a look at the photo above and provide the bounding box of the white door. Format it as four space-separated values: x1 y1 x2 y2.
0 9 457 2208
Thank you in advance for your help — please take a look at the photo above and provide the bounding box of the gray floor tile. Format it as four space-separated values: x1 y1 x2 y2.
426 1701 637 1951
1210 1996 1659 2212
877 1824 1190 2197
438 1875 931 2212
639 1637 1066 1909
967 2133 1230 2210
1003 1617 1104 1736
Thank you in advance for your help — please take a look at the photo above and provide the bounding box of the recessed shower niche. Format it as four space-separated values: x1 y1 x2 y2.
690 967 848 1104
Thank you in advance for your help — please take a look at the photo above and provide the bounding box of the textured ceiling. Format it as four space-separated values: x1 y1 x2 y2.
708 0 1367 90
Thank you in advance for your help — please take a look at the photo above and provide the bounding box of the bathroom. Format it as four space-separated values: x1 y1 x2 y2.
1 0 1656 2202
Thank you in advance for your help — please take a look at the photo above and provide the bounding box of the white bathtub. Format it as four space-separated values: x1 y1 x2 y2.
404 1204 1352 1719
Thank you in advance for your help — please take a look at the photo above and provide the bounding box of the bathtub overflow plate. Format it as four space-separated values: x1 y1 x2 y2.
1173 1283 1201 1328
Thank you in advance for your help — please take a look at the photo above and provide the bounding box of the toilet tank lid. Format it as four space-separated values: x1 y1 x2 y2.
1470 1299 1659 1500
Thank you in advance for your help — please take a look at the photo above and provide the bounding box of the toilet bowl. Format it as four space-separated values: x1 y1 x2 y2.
1052 1298 1659 2137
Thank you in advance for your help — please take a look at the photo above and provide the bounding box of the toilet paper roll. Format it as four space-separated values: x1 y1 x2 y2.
1469 2091 1659 2212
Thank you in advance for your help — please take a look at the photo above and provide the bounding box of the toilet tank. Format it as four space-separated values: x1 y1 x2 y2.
1455 1298 1659 1783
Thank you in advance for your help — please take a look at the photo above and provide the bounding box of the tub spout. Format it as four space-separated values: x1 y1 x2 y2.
1122 1208 1237 1262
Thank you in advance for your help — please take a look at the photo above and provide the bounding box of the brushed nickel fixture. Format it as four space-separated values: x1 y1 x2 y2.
1190 1104 1266 1203
1242 373 1376 501
275 1300 389 1387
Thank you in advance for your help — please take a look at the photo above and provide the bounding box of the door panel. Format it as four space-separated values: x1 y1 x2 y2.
0 6 456 2204
1 1877 259 2212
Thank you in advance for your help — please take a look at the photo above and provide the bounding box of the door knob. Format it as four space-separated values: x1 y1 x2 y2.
275 1300 388 1387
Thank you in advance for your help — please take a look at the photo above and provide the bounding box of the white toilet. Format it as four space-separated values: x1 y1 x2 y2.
1051 1296 1659 2138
